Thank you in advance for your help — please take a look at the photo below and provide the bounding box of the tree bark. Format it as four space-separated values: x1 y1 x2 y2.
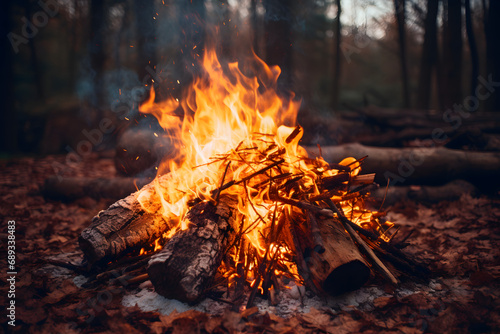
484 0 500 111
134 0 157 85
264 0 293 95
372 179 478 205
79 174 176 268
89 0 106 109
0 0 17 153
147 197 236 303
306 143 500 187
416 0 439 109
394 0 411 108
304 215 370 296
251 0 260 54
464 0 479 99
25 2 45 101
442 0 463 109
331 0 342 110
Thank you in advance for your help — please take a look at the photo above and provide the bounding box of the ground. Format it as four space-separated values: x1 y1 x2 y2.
0 153 499 333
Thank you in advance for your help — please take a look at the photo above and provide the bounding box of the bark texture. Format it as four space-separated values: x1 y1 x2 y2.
306 143 500 187
147 197 236 303
79 174 174 267
305 216 370 296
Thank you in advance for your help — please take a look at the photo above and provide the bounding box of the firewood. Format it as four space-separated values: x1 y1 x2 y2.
43 176 149 201
78 174 175 268
147 196 236 304
307 143 500 186
303 213 371 296
372 180 478 205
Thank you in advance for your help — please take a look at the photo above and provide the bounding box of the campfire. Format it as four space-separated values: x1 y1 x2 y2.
79 45 428 308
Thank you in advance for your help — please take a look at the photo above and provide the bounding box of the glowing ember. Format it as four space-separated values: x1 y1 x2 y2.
136 44 396 293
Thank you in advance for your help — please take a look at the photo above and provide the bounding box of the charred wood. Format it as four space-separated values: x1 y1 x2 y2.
147 197 236 304
79 174 174 268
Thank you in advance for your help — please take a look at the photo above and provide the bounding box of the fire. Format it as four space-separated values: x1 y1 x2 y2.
137 44 395 292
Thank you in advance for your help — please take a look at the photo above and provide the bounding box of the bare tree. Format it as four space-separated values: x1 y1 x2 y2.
89 0 106 109
251 0 259 54
464 0 479 99
331 0 342 110
25 1 45 101
394 0 411 108
0 0 17 153
442 0 463 109
264 0 293 95
416 0 439 110
483 0 500 111
134 0 157 84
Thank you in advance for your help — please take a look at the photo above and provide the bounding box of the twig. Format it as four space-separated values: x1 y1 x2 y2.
45 259 88 274
215 161 232 205
127 273 149 284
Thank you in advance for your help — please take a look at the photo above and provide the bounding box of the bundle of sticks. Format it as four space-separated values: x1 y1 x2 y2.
78 126 429 306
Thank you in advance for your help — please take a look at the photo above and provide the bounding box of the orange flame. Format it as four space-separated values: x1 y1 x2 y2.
137 43 395 290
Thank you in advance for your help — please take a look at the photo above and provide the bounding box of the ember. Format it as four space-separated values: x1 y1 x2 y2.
79 43 428 307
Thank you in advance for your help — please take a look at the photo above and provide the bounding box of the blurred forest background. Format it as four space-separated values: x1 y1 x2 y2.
1 0 499 158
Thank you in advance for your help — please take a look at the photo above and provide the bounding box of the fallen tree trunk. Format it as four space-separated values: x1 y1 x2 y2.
306 143 500 187
147 196 236 303
372 180 478 205
43 176 149 201
303 215 371 295
79 174 175 268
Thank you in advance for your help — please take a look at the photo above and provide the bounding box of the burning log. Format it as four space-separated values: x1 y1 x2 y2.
147 196 236 303
303 214 371 295
74 44 429 307
79 174 175 268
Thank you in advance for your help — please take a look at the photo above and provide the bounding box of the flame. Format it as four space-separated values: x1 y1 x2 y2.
136 44 395 292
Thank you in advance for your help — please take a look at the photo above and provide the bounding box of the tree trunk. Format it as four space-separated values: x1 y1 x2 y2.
394 0 411 108
442 0 463 109
264 0 293 95
416 0 439 110
147 197 236 303
484 0 500 111
25 2 45 101
251 0 259 54
134 0 157 85
89 0 106 109
331 0 342 111
464 0 479 99
0 0 17 153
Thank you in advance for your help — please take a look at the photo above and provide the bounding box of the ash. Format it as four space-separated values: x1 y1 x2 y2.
122 280 400 318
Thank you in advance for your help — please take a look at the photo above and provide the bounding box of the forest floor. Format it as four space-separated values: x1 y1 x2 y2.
1 153 499 333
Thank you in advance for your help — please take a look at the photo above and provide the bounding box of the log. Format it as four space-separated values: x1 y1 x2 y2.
78 174 175 268
43 176 149 201
302 214 371 296
372 180 479 205
306 143 500 188
147 197 236 303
